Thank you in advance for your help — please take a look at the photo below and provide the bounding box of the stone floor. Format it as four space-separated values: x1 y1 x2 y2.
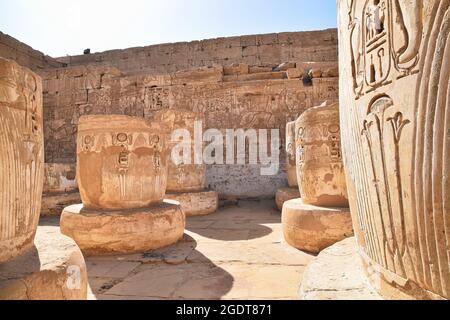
39 200 314 300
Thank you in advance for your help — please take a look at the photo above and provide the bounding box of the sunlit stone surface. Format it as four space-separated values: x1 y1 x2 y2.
338 0 449 299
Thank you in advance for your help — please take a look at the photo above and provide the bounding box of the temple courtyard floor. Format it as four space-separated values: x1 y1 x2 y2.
39 200 315 300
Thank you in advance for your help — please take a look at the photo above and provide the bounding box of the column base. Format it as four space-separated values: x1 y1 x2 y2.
275 187 300 211
299 237 382 300
300 237 447 300
0 226 88 300
41 190 81 217
60 200 185 256
281 198 353 253
166 190 218 217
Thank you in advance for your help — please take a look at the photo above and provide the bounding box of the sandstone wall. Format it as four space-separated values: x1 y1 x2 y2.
0 30 339 199
0 31 64 72
56 29 338 75
42 63 338 199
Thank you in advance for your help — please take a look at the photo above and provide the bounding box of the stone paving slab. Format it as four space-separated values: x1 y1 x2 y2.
40 200 315 300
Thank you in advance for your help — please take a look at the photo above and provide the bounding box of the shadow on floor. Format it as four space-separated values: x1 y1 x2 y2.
38 216 61 227
185 199 279 241
88 234 235 300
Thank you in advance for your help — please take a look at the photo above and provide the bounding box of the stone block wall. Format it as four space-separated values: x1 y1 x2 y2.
0 31 64 72
1 29 339 199
56 29 338 76
41 63 338 199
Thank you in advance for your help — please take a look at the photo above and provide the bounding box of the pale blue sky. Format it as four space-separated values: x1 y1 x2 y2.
0 0 337 57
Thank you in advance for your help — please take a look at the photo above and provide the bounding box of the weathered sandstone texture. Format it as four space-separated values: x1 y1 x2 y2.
286 120 298 188
77 115 167 210
60 201 185 256
56 30 338 75
41 163 81 216
0 31 64 72
41 64 339 199
155 109 218 216
0 225 88 300
41 191 81 217
164 191 219 217
43 163 78 193
295 102 348 207
338 0 450 300
275 187 300 211
275 120 300 211
155 109 206 193
299 237 382 300
0 58 87 300
282 102 352 253
0 58 44 263
60 115 185 255
282 199 353 253
1 29 340 200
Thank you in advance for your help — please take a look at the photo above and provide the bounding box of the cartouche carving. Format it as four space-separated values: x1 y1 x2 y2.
348 0 422 98
339 0 449 299
76 115 168 209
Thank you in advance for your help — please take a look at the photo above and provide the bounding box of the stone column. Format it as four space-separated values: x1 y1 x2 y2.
60 115 185 255
0 57 87 300
0 58 43 263
282 102 353 253
286 120 298 188
155 109 219 216
338 0 449 299
276 120 300 210
296 103 348 207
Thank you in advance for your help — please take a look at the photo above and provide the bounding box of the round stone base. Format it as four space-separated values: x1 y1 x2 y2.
299 237 382 300
60 200 185 256
166 190 218 216
281 198 353 253
275 187 300 211
0 226 88 300
41 190 81 217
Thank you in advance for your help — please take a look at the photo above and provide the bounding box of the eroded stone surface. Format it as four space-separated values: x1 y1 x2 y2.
77 115 168 210
285 120 298 188
41 163 80 217
166 191 218 216
282 198 353 253
60 200 185 256
41 63 339 201
55 30 338 75
295 102 348 207
155 109 206 193
300 237 381 300
0 57 44 263
0 223 88 300
43 163 77 193
275 187 300 211
338 0 450 299
41 190 81 217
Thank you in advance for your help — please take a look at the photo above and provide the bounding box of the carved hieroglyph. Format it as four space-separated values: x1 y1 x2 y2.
154 109 206 193
286 120 298 188
77 115 167 209
0 58 44 263
295 102 348 207
338 0 450 299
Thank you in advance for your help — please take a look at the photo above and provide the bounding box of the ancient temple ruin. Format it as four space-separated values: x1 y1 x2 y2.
0 0 448 301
